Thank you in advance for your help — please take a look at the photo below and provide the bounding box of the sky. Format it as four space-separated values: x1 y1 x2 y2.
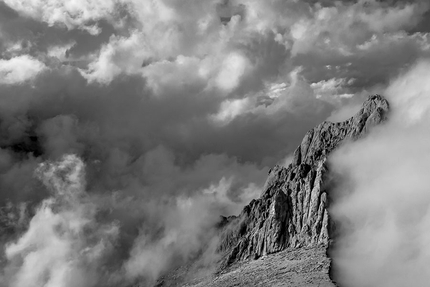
1 0 430 286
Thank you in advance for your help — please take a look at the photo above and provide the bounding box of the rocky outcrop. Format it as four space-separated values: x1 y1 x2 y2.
219 95 389 265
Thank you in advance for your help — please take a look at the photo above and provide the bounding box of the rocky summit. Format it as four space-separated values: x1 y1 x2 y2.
157 95 389 287
215 95 389 279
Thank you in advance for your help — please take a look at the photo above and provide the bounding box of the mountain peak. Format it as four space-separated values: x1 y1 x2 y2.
218 95 389 269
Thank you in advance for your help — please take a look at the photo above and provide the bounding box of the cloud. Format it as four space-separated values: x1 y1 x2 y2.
142 55 208 96
289 0 429 56
215 51 251 92
123 194 224 284
211 67 332 123
1 1 430 286
311 77 354 100
211 97 251 125
330 59 430 287
80 32 151 84
0 150 265 286
0 56 47 85
37 115 84 158
358 0 422 33
4 0 428 101
3 0 120 34
47 42 76 60
0 151 266 286
2 155 119 287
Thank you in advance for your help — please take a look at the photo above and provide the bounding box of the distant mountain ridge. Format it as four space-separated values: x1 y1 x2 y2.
217 94 389 270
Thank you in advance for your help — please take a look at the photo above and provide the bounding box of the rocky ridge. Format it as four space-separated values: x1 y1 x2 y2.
218 95 390 266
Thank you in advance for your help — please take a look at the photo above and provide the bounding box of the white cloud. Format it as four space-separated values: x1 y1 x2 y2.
62 0 295 86
210 67 330 124
80 32 150 83
289 1 428 56
359 1 420 33
330 59 430 287
215 52 250 92
4 0 429 89
385 60 430 124
0 55 47 85
4 0 119 34
311 78 354 99
266 82 288 99
143 56 207 96
5 155 119 287
211 98 251 125
2 41 32 58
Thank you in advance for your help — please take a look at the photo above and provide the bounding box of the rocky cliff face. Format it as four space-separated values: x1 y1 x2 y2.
219 95 389 266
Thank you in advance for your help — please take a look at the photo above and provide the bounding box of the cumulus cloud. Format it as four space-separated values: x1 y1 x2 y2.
311 78 354 100
3 0 428 99
211 67 331 124
3 0 120 34
330 59 430 287
0 56 46 85
211 97 251 125
289 0 428 56
215 51 251 92
80 32 150 83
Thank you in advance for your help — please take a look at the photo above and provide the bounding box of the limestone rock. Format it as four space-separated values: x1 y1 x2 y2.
219 95 389 265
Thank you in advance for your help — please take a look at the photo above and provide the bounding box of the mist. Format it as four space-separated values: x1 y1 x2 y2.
330 59 430 287
0 154 254 287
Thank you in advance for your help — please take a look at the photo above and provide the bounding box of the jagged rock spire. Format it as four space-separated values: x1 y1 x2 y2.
219 95 389 265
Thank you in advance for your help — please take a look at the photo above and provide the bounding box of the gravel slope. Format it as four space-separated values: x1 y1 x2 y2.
158 247 335 287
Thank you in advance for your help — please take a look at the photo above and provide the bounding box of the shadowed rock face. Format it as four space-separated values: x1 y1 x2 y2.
219 95 389 266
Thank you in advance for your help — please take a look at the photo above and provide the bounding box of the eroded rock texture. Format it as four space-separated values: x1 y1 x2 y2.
219 95 389 265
